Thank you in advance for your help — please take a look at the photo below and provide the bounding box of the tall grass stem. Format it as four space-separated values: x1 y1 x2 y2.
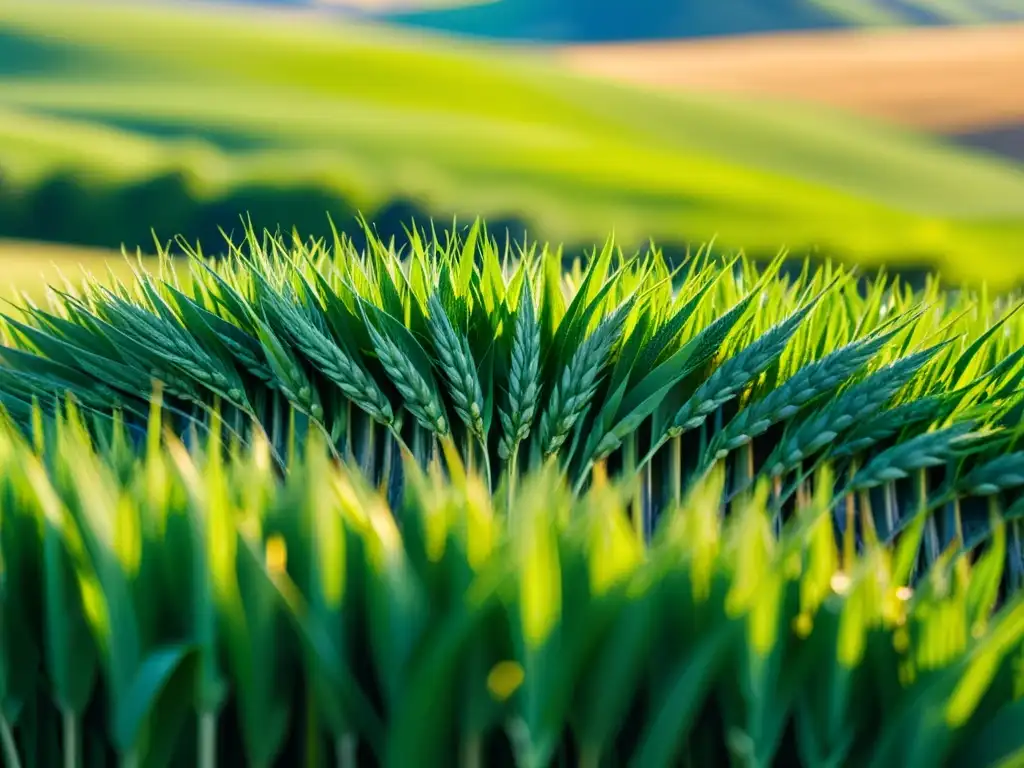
199 711 216 768
0 716 22 768
63 708 78 768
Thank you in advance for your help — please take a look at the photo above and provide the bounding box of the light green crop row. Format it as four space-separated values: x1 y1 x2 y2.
0 406 1022 766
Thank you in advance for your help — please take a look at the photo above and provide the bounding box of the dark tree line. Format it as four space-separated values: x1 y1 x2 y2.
0 165 936 292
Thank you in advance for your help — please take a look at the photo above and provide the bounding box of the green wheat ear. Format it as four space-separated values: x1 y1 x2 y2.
259 279 394 426
703 325 906 468
666 297 817 439
499 277 541 460
364 312 449 437
426 293 485 440
538 297 632 458
847 421 977 490
768 344 947 475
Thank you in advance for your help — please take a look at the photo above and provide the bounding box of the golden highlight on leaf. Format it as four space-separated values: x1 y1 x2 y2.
465 475 494 572
725 479 773 618
314 500 346 609
520 522 560 649
515 474 563 648
266 534 288 576
671 465 724 602
838 579 867 668
423 498 449 565
588 489 643 597
114 493 141 578
486 660 525 702
750 574 784 656
792 612 813 639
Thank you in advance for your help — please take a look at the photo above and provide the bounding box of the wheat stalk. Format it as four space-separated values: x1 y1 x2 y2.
874 448 1024 548
825 421 977 558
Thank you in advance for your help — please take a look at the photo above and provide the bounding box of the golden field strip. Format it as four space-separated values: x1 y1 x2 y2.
558 24 1024 133
0 240 154 301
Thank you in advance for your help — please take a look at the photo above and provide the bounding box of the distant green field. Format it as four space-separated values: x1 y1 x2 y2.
2 2 1024 286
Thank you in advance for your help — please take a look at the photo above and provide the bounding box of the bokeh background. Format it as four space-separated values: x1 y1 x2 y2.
1 0 1023 294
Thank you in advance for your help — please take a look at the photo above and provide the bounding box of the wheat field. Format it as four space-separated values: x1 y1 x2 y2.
559 24 1024 133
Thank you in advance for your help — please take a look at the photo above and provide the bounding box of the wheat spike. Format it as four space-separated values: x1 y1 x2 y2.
538 300 630 458
88 306 212 404
704 332 892 464
268 288 394 425
667 301 815 438
163 282 277 384
218 333 274 384
828 395 946 462
765 345 944 475
427 294 485 439
255 317 324 421
499 279 541 460
846 421 976 490
958 452 1024 496
365 314 449 436
106 295 250 405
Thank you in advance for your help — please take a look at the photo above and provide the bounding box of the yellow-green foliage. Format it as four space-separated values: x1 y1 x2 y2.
0 240 153 302
0 407 1022 767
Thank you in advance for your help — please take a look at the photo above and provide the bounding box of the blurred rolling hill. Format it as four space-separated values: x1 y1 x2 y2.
560 24 1024 165
378 0 1024 42
1 1 1024 286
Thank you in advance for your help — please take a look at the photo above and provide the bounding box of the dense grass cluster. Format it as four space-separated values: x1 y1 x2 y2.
2 222 1024 591
0 408 1022 767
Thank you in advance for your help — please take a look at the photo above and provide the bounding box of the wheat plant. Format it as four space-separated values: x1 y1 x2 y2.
1 219 1023 586
0 408 1022 767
